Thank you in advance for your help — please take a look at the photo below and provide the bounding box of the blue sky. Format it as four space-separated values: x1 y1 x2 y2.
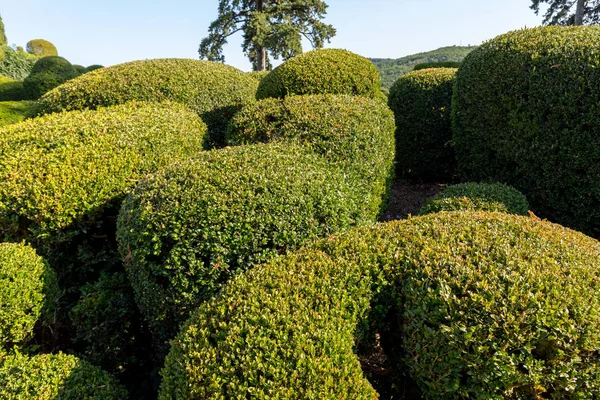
1 0 544 71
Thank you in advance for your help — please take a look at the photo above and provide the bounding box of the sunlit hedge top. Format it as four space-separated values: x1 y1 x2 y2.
256 49 381 99
29 58 258 146
161 212 600 399
452 26 600 236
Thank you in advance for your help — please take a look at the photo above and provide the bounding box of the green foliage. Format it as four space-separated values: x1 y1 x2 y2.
72 64 86 74
0 243 57 346
0 351 127 399
413 61 461 71
388 68 457 180
160 212 600 399
117 143 372 350
452 26 600 237
0 101 33 127
0 47 37 80
0 15 7 47
85 64 103 72
246 70 269 81
419 182 530 216
25 39 58 57
199 0 336 71
23 56 79 99
531 0 600 25
0 81 27 102
30 58 258 147
256 49 381 99
370 46 474 89
0 102 208 296
227 94 396 218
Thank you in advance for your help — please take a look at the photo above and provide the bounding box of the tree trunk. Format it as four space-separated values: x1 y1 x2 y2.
256 0 266 71
575 0 586 25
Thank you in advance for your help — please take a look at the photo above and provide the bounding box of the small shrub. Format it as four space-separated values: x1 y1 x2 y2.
160 212 600 399
0 243 57 346
30 58 258 147
256 49 381 100
413 61 461 71
85 64 103 72
23 56 79 99
246 70 268 81
117 143 371 350
0 351 127 399
388 67 457 180
452 26 600 237
72 64 86 74
25 39 58 57
419 182 529 215
0 81 26 101
227 94 396 218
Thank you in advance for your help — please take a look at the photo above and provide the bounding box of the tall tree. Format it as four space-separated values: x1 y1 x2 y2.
199 0 336 71
531 0 600 25
0 14 7 46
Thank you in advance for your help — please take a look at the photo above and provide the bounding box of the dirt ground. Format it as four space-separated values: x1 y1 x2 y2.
381 179 445 221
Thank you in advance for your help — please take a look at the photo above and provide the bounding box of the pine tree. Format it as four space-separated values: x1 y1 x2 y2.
531 0 600 25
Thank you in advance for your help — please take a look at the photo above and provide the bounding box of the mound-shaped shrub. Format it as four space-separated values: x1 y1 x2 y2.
85 64 103 72
30 58 258 147
452 26 600 237
246 70 268 81
23 56 79 99
117 143 371 350
227 94 395 218
413 61 461 71
388 67 457 180
25 39 58 57
0 80 26 101
160 212 600 399
256 49 381 100
0 101 32 127
0 102 207 292
0 352 127 399
72 64 86 74
0 243 57 346
419 182 529 215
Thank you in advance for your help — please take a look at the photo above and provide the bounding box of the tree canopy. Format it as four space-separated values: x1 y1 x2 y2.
531 0 600 25
199 0 336 71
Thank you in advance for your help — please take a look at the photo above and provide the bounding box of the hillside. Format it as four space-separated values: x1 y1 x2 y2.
370 45 476 89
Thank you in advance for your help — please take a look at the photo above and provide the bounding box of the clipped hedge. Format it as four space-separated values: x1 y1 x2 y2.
388 67 457 180
85 64 103 72
0 81 26 101
227 94 396 218
72 64 86 74
25 39 58 57
0 352 127 399
452 26 600 237
256 49 381 100
419 182 529 215
246 70 269 81
413 61 461 71
0 243 57 346
160 212 600 399
23 56 79 99
117 143 371 349
0 102 207 288
30 58 258 147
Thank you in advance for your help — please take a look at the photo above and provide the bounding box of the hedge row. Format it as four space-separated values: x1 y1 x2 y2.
388 67 457 180
160 212 600 399
452 26 600 237
256 49 381 100
117 142 372 350
419 182 529 216
227 94 396 218
30 58 259 147
413 61 461 71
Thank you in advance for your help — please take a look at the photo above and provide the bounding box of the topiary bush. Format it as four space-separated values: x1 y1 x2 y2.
413 61 461 71
419 182 529 216
0 242 57 347
117 143 372 351
226 94 396 218
452 26 600 237
246 70 269 81
0 80 26 101
72 64 86 74
25 39 58 57
256 48 381 100
30 58 258 147
388 67 457 180
160 212 600 399
23 56 79 99
0 102 208 299
0 351 127 399
85 64 103 72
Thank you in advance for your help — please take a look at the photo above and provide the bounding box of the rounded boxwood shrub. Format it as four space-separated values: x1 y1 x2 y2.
160 212 600 399
72 64 86 74
0 351 127 399
419 182 529 216
23 56 79 99
226 94 396 218
85 64 103 72
413 61 461 71
0 80 26 101
388 67 457 180
0 243 57 346
117 143 371 349
246 70 268 81
256 49 381 100
0 102 207 291
26 39 58 57
30 58 259 147
452 26 600 237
